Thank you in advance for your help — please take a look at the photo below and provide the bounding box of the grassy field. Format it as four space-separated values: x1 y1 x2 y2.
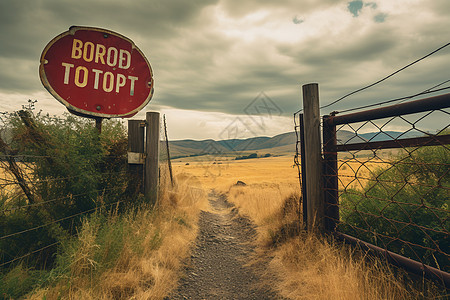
172 155 439 299
172 155 300 192
3 155 440 298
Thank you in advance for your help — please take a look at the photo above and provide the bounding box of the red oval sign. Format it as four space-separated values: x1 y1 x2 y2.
39 26 154 118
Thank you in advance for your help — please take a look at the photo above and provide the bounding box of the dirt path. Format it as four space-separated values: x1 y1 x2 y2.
170 191 281 300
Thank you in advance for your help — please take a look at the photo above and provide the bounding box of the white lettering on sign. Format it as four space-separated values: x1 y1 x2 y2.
62 38 138 95
95 44 106 64
92 68 103 89
107 47 118 67
74 66 88 87
62 62 138 94
119 50 131 69
62 62 74 84
128 76 138 96
116 74 126 93
71 39 131 69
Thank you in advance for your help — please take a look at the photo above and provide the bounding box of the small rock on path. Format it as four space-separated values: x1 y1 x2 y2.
170 191 281 300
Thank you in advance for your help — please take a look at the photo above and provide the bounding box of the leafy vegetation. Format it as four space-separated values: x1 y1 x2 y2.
340 144 449 271
0 110 139 297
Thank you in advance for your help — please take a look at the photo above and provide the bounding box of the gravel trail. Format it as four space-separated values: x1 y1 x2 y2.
170 191 281 300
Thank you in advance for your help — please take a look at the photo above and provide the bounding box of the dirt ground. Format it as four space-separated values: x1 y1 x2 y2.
170 191 282 300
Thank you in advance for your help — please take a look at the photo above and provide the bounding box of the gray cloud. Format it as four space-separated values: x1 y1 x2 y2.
0 0 449 131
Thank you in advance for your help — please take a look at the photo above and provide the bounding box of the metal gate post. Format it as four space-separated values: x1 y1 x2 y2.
322 115 339 231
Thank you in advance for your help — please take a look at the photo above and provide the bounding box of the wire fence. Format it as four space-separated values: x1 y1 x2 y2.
326 94 448 270
294 91 449 286
0 108 153 269
1 108 175 270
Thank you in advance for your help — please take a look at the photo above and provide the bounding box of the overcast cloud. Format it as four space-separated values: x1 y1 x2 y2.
0 0 449 139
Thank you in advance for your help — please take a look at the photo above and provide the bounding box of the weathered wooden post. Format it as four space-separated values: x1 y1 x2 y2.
145 112 160 205
127 119 145 194
302 83 325 231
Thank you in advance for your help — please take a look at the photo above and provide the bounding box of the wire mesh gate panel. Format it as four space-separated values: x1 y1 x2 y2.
320 93 449 284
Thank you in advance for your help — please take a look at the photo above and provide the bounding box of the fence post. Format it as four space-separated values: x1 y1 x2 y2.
145 112 160 205
302 83 324 231
127 120 145 194
299 113 308 226
322 116 339 231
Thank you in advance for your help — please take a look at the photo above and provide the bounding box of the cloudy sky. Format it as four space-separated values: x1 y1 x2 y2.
0 0 449 140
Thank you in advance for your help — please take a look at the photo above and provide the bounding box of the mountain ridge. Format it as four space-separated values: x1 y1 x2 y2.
168 130 424 158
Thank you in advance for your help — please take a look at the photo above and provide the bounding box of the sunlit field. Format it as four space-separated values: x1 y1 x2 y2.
172 155 299 193
172 155 439 299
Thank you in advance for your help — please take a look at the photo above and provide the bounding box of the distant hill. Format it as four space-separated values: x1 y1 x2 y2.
167 130 425 159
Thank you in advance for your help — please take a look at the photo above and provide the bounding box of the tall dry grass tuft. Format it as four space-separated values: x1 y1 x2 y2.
228 183 299 245
269 232 434 300
27 170 208 300
227 183 438 299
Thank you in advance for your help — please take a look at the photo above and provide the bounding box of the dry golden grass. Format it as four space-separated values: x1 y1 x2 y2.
175 155 436 299
228 183 437 299
24 155 441 299
268 233 419 300
27 170 208 300
172 155 299 193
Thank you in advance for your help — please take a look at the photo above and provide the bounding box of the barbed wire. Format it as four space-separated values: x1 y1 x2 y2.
0 170 128 185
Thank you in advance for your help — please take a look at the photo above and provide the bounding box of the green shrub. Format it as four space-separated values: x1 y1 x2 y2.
1 110 135 271
340 144 449 271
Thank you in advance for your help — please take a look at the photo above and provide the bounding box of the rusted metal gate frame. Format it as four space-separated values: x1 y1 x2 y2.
319 93 450 287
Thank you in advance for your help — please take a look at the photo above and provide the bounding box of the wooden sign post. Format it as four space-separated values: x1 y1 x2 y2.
145 112 160 205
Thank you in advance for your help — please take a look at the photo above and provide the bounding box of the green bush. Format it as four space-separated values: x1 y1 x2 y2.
340 144 449 271
0 110 135 271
